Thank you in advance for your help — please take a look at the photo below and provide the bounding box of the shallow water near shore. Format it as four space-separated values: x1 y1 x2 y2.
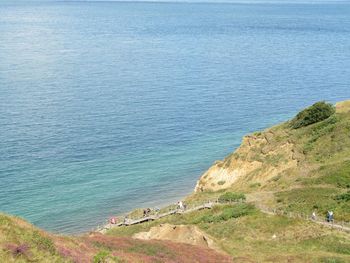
1 1 350 234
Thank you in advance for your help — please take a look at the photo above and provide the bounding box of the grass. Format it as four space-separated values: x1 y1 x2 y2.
127 242 174 257
192 204 256 224
105 102 350 261
0 214 65 263
298 112 350 163
274 187 350 222
218 192 246 202
335 191 350 202
107 203 256 237
93 250 124 263
302 161 350 189
107 202 350 262
0 213 231 262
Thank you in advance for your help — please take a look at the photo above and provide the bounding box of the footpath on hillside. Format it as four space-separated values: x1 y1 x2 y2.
97 199 350 234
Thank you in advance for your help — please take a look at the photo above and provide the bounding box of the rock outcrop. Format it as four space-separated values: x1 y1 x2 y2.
195 126 302 192
133 223 222 252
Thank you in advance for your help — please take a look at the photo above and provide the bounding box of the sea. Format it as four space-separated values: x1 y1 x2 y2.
0 0 349 234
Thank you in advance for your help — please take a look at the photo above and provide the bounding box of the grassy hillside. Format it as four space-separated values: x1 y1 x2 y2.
107 203 350 263
194 100 350 221
107 100 350 262
0 213 230 262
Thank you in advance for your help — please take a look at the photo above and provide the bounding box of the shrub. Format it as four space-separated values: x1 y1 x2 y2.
290 101 335 129
335 191 350 202
5 243 30 258
199 204 256 223
32 231 56 254
320 257 346 263
249 182 261 188
219 204 255 220
93 250 110 263
218 192 246 203
217 180 226 185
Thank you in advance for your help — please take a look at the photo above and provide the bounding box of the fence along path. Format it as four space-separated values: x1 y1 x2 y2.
97 200 350 234
97 200 220 233
256 204 350 233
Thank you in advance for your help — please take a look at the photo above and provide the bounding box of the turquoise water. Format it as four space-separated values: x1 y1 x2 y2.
1 1 350 234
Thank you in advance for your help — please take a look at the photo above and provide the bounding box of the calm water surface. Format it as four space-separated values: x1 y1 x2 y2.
0 1 350 233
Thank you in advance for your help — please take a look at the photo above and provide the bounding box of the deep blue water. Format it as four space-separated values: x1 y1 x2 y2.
0 1 350 234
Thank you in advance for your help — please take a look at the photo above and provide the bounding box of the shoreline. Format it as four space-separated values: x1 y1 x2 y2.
94 189 197 234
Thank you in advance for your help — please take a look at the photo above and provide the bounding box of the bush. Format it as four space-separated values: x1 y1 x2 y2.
5 243 30 258
218 192 246 203
32 231 56 254
335 191 350 202
290 101 335 129
198 204 256 223
93 250 110 263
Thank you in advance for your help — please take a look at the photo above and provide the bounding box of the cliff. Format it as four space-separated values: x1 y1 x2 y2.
195 100 350 194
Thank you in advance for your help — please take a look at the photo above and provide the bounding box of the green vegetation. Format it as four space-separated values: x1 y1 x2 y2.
107 100 350 261
193 204 256 224
93 250 125 263
319 258 347 263
302 161 350 188
93 250 108 263
218 192 246 202
290 101 335 129
0 212 229 262
127 242 174 257
107 203 350 262
249 182 261 188
107 203 256 237
335 191 350 202
275 187 350 221
217 180 226 185
0 213 63 262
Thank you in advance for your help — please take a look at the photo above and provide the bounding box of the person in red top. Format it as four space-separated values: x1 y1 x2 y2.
110 217 116 224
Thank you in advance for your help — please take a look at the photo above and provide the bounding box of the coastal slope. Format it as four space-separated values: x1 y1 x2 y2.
0 213 231 262
193 100 350 222
107 100 350 263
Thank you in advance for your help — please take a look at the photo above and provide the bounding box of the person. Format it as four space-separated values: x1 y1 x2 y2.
110 217 116 224
329 211 334 223
312 211 316 220
143 209 147 217
179 201 184 210
326 211 334 223
154 207 160 215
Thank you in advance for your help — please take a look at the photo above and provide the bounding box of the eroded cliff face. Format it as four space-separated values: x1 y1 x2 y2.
132 223 222 252
195 128 303 192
